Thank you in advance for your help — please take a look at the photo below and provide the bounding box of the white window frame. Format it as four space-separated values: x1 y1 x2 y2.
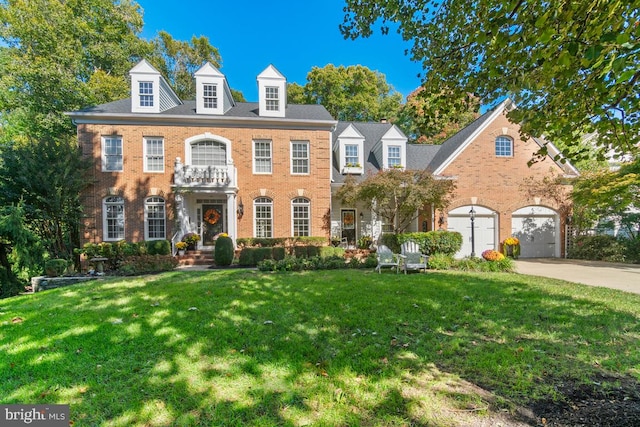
253 140 272 174
495 136 513 157
139 81 154 107
143 137 164 173
291 141 309 175
254 197 273 238
145 196 166 240
102 136 123 172
265 86 279 111
387 145 401 168
203 83 218 109
344 144 359 166
292 197 310 237
103 196 125 241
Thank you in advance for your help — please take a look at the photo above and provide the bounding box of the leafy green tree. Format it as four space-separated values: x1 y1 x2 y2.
397 87 480 144
336 169 455 234
290 64 403 121
0 0 149 141
147 31 222 100
340 0 640 162
0 137 91 260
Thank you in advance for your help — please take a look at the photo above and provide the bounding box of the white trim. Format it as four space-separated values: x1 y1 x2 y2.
103 196 125 241
184 133 234 166
253 139 273 174
143 136 165 173
291 197 311 237
144 196 166 240
101 135 123 172
290 140 310 175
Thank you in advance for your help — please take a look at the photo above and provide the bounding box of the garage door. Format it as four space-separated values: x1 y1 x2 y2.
512 206 557 258
448 206 497 258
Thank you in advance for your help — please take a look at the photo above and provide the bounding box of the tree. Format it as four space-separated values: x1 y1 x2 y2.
290 64 403 121
0 0 149 141
340 0 640 162
336 169 455 234
397 87 480 144
147 31 222 100
0 137 91 260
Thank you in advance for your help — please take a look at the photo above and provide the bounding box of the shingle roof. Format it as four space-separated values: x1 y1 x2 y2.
72 99 334 122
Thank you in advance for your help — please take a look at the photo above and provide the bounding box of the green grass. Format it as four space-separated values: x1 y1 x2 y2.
1 269 639 426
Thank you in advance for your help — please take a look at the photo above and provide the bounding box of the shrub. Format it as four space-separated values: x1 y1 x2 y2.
347 257 362 269
214 235 234 266
621 237 640 264
238 248 255 266
427 253 455 270
398 231 463 256
272 247 286 261
320 246 345 258
363 253 378 268
568 235 627 262
293 246 308 258
307 246 320 257
379 233 400 253
117 255 178 275
45 259 68 277
146 240 171 256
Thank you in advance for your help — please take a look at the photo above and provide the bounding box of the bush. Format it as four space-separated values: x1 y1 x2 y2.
320 246 345 258
45 259 68 277
568 235 627 263
622 237 640 264
214 235 234 266
450 256 513 272
427 253 455 270
238 248 255 266
146 240 171 256
363 253 378 268
117 255 178 276
272 247 286 261
398 231 463 256
379 233 400 253
293 246 308 258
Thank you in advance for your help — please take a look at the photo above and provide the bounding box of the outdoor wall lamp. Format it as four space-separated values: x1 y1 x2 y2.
237 197 244 219
438 212 445 229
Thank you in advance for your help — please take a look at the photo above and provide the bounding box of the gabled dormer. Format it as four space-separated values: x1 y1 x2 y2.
335 124 365 174
373 125 407 170
129 59 181 113
195 62 235 115
257 65 286 118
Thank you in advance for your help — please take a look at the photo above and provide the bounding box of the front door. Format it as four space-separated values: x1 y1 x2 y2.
341 209 356 246
201 204 224 246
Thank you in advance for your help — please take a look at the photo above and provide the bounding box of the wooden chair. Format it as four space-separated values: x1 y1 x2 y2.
399 241 429 274
375 245 399 274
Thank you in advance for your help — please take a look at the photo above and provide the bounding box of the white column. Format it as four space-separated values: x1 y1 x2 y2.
227 193 237 246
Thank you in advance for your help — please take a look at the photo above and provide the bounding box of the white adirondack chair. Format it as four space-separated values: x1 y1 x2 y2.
399 241 429 274
375 245 399 274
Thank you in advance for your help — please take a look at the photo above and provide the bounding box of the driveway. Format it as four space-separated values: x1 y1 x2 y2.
514 258 640 295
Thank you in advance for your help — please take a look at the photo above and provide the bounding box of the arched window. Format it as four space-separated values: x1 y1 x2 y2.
190 140 227 166
495 136 513 157
103 196 125 241
292 198 310 237
254 197 273 238
145 197 166 240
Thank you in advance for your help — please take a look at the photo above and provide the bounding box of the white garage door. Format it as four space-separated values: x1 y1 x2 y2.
512 206 558 258
448 206 497 259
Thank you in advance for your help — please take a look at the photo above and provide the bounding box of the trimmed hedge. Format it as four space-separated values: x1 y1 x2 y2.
214 235 234 266
398 231 462 256
117 255 179 276
236 236 326 248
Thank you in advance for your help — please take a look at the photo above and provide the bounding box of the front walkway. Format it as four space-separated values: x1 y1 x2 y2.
514 258 640 295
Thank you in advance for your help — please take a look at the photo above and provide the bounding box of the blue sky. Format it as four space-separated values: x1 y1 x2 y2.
135 0 424 102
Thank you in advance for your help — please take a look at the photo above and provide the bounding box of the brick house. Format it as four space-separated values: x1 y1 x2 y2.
330 99 579 258
69 61 578 258
68 60 336 250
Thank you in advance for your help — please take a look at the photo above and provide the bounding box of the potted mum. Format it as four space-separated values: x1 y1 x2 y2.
502 237 520 259
175 241 188 256
182 233 201 251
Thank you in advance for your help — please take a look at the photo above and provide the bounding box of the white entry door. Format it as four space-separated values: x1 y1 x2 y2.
448 206 497 258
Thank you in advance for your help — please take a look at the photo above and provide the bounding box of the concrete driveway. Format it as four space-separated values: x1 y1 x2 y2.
514 258 640 295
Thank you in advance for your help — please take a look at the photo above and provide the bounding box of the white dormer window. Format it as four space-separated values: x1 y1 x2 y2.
203 84 218 109
139 82 154 107
265 87 279 111
336 124 365 174
388 145 401 168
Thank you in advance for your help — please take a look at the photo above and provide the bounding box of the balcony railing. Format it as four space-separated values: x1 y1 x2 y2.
173 157 236 188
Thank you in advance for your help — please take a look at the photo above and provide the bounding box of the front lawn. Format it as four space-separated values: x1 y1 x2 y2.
1 269 639 426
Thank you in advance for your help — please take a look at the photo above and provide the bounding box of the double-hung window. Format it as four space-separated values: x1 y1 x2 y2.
104 196 125 241
203 84 217 109
345 144 359 166
253 140 272 174
145 197 166 240
292 198 310 236
291 141 309 174
144 137 164 172
265 87 279 111
139 81 154 107
102 136 123 172
495 136 513 157
388 145 401 168
254 197 273 238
